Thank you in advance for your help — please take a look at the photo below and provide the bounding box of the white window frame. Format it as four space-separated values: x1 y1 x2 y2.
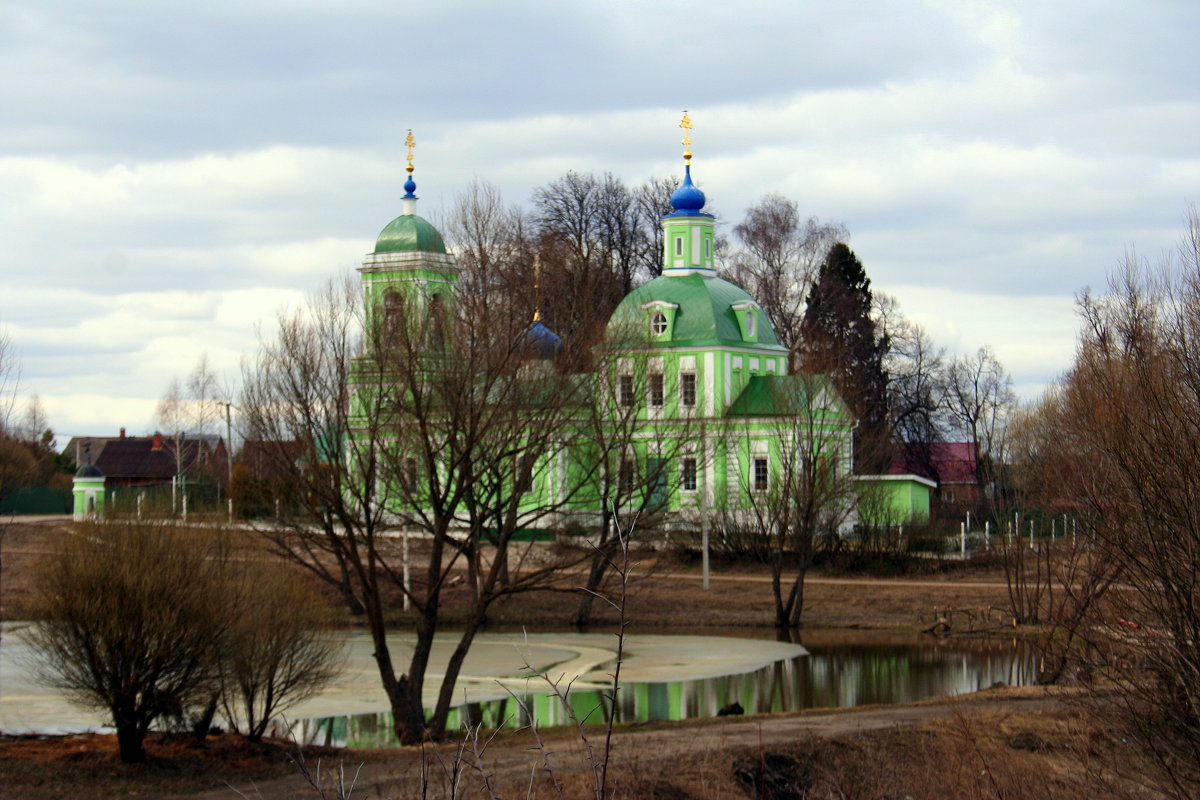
618 374 635 408
648 371 664 408
753 456 769 494
649 310 668 337
681 456 698 493
680 371 697 408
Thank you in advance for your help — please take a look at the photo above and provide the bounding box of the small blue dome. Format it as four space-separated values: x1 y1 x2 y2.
75 463 104 478
403 175 417 199
525 320 563 359
669 165 706 215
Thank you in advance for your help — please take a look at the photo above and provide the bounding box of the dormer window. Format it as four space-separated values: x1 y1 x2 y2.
640 301 679 340
731 301 761 342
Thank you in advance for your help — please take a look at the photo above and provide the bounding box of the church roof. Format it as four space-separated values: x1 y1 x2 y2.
727 375 841 417
611 272 785 350
524 320 563 359
75 463 104 478
373 213 448 255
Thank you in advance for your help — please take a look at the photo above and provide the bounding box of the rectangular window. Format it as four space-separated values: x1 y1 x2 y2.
681 457 697 492
618 374 635 407
402 457 419 495
674 236 683 257
680 372 696 407
647 456 667 509
753 456 769 493
648 372 664 407
516 454 534 494
704 236 712 259
618 458 635 497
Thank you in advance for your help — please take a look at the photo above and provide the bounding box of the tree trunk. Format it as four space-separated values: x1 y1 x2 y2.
787 566 807 628
770 558 788 628
115 717 147 763
573 511 617 627
427 622 484 739
191 694 219 743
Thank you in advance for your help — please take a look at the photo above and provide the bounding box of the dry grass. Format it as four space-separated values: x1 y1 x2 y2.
0 731 365 800
3 519 1013 631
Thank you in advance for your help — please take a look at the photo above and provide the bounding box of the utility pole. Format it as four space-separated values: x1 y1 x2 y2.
224 401 234 520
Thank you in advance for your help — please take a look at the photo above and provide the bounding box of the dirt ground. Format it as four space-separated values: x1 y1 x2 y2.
0 517 1013 632
4 517 1111 800
1 689 1156 800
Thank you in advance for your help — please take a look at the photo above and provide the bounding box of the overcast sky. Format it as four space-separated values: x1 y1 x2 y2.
2 0 1197 441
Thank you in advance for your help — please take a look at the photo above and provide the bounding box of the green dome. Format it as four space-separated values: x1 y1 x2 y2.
610 273 785 349
373 213 448 255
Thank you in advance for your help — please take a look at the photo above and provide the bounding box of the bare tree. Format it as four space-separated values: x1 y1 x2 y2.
631 175 680 280
731 195 847 351
219 561 343 741
156 354 230 511
240 271 592 743
0 324 18 435
1048 234 1200 796
567 321 700 627
28 521 233 762
720 375 856 628
943 346 1016 499
533 171 662 298
441 178 530 293
882 303 950 478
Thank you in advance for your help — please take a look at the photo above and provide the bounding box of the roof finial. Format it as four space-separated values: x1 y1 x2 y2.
532 253 542 323
679 110 693 165
402 129 418 202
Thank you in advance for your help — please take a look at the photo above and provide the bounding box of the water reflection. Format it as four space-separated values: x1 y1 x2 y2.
297 635 1036 748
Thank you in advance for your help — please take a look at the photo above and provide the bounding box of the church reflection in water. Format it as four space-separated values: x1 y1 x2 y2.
297 636 1036 748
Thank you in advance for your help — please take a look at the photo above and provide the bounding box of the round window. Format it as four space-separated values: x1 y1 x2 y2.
650 311 668 336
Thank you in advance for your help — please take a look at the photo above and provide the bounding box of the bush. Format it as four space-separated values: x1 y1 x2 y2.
28 520 342 761
29 521 232 762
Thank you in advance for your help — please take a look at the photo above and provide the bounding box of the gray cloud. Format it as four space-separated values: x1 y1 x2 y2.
2 0 1196 435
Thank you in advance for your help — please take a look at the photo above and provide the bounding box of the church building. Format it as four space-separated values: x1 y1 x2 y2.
354 120 864 535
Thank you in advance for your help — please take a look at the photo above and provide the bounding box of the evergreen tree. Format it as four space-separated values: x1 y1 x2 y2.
798 243 890 472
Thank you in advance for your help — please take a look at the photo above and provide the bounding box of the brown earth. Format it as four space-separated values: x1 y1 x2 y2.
1 689 1151 800
5 518 1117 800
1 518 1014 632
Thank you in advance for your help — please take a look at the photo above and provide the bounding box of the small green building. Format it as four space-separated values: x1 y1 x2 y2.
72 463 106 521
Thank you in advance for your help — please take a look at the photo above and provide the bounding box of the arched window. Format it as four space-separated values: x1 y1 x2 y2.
427 293 445 347
384 290 404 334
649 310 668 337
745 310 757 337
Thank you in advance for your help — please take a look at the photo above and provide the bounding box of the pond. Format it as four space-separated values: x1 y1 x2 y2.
0 624 1035 747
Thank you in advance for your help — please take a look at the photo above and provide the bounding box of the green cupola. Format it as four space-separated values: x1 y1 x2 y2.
373 214 447 255
359 130 459 333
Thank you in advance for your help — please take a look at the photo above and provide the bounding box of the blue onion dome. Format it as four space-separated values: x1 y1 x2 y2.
670 164 707 214
525 320 563 359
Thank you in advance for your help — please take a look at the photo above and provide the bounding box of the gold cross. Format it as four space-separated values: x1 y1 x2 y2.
404 130 416 175
679 111 693 163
